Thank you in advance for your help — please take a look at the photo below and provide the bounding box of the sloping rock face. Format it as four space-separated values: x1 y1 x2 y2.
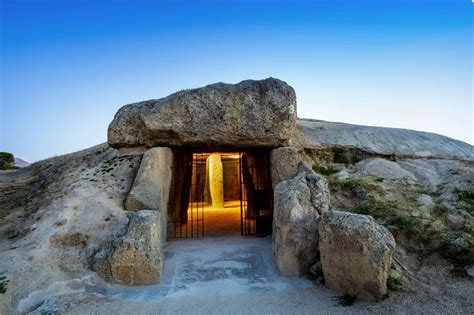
294 119 473 160
108 78 296 148
318 210 396 301
273 162 330 276
354 158 417 180
125 147 173 217
93 210 164 286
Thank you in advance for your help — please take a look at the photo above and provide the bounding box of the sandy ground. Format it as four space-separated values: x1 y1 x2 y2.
23 236 473 315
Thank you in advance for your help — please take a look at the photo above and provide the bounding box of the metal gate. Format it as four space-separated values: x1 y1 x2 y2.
240 151 273 236
168 149 272 238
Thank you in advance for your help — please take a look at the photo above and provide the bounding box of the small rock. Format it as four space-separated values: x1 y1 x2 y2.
335 170 350 180
446 213 465 230
466 267 474 278
309 261 323 277
297 160 314 176
451 237 469 250
352 186 368 201
55 219 67 226
417 194 434 211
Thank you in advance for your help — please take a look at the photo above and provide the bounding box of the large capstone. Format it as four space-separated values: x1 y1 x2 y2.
108 78 296 148
92 210 164 286
318 210 396 301
272 162 330 276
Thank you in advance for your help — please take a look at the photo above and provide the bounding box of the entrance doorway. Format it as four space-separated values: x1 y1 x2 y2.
168 149 273 238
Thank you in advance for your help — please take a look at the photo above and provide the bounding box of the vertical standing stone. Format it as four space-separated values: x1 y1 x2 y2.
272 162 330 276
125 147 173 237
270 146 299 189
208 154 224 208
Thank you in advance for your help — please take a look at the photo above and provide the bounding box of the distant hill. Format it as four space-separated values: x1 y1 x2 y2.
14 157 30 168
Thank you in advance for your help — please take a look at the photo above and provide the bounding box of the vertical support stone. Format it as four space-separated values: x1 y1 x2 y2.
208 154 224 208
272 161 330 276
204 157 211 204
125 147 173 239
270 146 299 189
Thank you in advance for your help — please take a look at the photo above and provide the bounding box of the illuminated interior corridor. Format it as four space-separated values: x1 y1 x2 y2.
169 150 272 238
187 200 242 236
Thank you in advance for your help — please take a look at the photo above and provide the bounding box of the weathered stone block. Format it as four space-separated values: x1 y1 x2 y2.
270 146 299 189
125 147 173 219
108 78 296 148
93 210 164 286
318 210 396 301
272 162 330 276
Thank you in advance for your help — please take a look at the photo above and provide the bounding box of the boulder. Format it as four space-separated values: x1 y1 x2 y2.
125 147 173 219
273 162 330 276
108 78 296 148
354 158 417 181
270 146 299 189
318 210 396 301
92 210 164 286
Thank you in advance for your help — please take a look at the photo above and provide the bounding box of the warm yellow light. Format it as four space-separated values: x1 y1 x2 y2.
208 154 224 208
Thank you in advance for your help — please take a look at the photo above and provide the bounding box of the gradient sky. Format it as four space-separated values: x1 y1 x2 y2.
1 0 472 162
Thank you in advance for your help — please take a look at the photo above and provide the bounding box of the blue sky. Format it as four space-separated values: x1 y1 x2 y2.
1 0 472 162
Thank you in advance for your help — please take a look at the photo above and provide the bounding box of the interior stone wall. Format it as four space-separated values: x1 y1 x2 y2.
223 158 240 201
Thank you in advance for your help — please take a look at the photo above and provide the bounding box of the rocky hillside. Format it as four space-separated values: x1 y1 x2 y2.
0 144 142 313
0 120 472 313
294 119 473 161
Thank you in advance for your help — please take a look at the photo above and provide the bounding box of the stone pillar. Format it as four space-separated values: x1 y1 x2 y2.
270 146 299 189
273 161 330 276
125 147 173 238
208 154 224 208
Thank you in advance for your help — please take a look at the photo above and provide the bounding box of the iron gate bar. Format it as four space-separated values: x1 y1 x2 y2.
168 147 273 239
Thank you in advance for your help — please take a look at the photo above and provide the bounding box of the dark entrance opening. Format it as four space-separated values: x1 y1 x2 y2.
168 148 273 238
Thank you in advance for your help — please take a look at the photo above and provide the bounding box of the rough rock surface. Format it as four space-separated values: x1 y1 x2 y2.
294 119 473 160
273 162 330 276
354 158 417 181
93 210 164 286
125 147 173 218
270 146 299 189
318 210 396 301
108 78 296 148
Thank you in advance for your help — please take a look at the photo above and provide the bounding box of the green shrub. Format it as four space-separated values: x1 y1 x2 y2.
312 163 339 176
387 276 403 291
330 176 382 193
454 188 474 201
453 188 474 215
0 152 19 170
0 273 8 294
352 197 422 235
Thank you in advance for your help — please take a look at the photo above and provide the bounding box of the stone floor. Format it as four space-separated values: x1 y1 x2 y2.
105 236 315 302
54 235 469 314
